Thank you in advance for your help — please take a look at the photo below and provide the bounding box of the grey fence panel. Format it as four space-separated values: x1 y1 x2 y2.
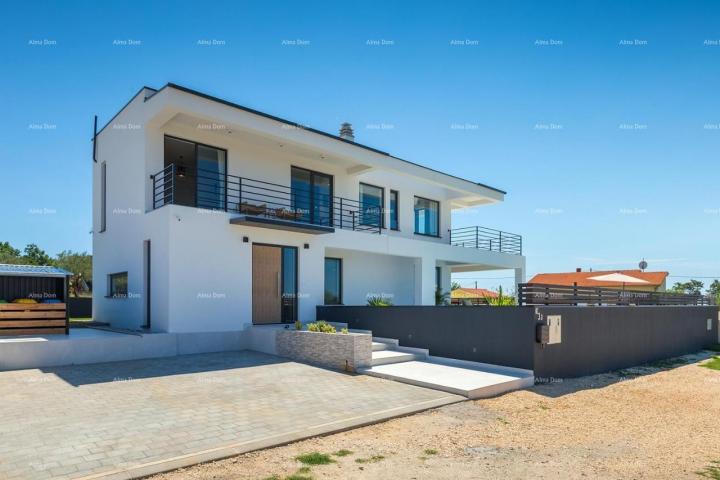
533 306 718 379
317 305 537 370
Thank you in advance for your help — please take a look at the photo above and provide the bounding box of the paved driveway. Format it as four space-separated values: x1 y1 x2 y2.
0 351 461 480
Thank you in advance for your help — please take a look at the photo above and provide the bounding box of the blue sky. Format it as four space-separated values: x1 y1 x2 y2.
0 0 718 291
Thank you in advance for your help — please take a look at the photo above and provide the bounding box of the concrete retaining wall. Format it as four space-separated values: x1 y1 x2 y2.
276 330 372 372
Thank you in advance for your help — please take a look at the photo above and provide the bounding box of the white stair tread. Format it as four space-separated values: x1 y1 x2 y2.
360 360 534 399
371 341 388 351
371 350 414 360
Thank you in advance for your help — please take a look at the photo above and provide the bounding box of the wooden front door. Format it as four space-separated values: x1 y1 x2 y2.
252 245 282 324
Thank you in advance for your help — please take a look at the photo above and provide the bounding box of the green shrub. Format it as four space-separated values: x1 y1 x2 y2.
366 295 393 306
485 286 516 306
307 321 336 334
294 320 302 331
340 327 349 334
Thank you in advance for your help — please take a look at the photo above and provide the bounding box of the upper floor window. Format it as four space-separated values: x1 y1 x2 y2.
359 183 384 228
164 136 227 210
390 190 399 230
414 196 439 237
108 272 128 298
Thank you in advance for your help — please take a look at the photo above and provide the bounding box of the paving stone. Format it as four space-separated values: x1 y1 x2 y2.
0 350 456 479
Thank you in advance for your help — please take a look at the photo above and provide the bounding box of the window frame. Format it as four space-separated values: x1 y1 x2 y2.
324 257 343 305
413 195 441 237
107 272 128 299
389 189 399 231
359 182 385 228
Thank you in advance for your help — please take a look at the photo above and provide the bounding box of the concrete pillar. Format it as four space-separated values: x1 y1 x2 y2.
414 257 437 305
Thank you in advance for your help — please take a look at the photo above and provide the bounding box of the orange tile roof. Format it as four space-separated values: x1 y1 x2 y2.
451 288 499 299
528 269 668 287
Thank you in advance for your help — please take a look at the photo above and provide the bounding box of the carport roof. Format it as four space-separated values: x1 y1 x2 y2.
0 264 71 277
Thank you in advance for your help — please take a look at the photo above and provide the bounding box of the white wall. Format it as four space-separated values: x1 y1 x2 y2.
325 248 416 305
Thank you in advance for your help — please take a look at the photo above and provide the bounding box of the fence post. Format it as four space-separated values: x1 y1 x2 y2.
352 210 356 231
573 281 578 306
597 289 602 306
475 226 479 248
499 231 503 253
339 198 343 229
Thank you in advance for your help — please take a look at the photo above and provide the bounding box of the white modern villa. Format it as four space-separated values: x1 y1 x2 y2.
92 83 525 332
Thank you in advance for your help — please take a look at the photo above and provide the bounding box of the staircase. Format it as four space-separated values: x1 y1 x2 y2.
361 336 534 399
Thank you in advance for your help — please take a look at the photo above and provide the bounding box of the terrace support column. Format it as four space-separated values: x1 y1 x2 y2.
414 257 436 305
514 266 526 294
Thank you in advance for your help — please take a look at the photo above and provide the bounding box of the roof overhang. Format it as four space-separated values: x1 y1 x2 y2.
135 84 505 207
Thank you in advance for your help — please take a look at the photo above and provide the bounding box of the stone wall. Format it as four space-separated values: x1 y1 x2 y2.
276 330 372 372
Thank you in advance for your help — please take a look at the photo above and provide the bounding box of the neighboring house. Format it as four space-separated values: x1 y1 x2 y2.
528 269 668 292
450 287 498 305
92 84 525 332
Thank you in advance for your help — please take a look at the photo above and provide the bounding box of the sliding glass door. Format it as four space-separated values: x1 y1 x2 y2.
291 166 333 226
164 135 227 210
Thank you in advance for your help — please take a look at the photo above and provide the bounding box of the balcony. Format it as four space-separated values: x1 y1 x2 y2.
151 164 382 234
449 226 522 255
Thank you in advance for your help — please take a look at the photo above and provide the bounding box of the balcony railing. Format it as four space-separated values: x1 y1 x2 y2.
450 225 522 255
151 164 382 234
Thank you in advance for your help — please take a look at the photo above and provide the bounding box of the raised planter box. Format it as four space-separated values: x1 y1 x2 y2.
276 329 372 372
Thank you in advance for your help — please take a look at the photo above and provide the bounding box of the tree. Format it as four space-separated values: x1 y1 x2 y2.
451 281 461 291
0 242 22 264
708 280 720 297
54 251 92 297
670 279 704 295
22 244 51 266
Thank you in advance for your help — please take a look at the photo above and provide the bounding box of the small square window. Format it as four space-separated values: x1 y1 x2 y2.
109 272 128 298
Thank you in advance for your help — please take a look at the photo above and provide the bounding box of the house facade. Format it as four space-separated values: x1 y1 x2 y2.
92 84 525 332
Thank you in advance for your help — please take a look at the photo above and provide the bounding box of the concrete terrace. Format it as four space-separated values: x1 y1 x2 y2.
0 350 461 480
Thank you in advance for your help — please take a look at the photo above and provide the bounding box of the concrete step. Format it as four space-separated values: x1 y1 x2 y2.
371 350 419 366
359 359 534 399
372 341 389 352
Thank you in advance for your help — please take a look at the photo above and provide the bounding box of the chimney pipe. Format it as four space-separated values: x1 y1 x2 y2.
576 268 582 272
339 122 355 142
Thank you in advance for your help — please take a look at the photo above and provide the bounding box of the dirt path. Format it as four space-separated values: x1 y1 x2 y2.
151 352 720 480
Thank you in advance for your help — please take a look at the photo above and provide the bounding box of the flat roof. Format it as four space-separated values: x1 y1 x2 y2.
98 83 506 195
0 264 71 277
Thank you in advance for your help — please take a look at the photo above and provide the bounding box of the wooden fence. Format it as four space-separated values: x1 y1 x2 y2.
518 283 712 306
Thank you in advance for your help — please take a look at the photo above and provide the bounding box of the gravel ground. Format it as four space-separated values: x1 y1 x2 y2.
150 351 720 480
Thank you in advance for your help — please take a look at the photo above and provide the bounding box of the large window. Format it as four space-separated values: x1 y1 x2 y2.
291 166 333 226
414 196 440 236
390 190 399 230
164 136 227 210
324 258 342 305
359 183 384 227
108 272 128 298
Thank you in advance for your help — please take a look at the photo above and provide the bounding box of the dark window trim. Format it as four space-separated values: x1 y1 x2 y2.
164 135 229 210
100 162 107 233
359 182 385 228
413 195 440 237
107 271 128 299
324 257 343 305
390 189 399 231
291 165 335 226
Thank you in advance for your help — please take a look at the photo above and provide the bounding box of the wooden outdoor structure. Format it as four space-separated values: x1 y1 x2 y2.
0 303 68 335
0 264 71 335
